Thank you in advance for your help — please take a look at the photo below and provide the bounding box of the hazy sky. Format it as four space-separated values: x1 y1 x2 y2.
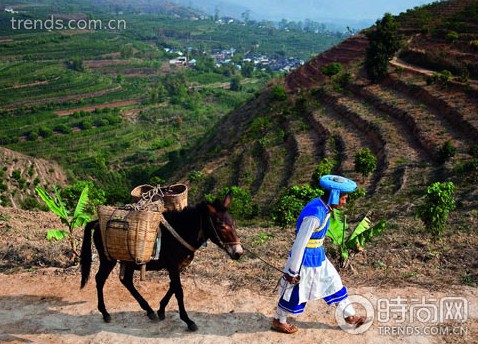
231 0 435 21
173 0 436 24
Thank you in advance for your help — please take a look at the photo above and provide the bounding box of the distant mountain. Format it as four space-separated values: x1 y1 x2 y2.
92 0 204 17
1 0 204 18
169 0 436 29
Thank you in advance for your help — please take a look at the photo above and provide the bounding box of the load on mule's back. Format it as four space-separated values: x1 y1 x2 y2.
97 184 188 276
80 185 243 331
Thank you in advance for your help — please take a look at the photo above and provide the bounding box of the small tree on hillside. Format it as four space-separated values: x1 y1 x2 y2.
60 180 106 215
437 140 456 164
311 158 335 187
206 186 257 219
230 76 242 91
365 13 401 83
272 185 323 227
68 58 85 72
354 148 377 180
271 84 287 101
320 62 343 80
417 182 456 238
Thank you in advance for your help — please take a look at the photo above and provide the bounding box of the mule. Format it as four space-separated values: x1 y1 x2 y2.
80 193 243 331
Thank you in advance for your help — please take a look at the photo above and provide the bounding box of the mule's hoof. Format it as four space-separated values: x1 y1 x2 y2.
188 322 198 332
103 314 112 323
157 311 165 321
148 312 159 322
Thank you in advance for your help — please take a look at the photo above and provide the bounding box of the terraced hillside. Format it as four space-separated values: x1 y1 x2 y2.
0 147 67 208
175 0 478 227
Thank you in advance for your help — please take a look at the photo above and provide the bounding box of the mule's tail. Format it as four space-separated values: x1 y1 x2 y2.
80 220 97 289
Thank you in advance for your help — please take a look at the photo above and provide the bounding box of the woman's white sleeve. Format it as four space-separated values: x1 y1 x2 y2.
287 216 320 275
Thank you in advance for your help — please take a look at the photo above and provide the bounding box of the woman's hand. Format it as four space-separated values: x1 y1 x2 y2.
283 273 300 285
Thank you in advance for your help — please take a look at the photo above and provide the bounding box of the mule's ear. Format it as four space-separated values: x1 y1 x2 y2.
224 191 232 209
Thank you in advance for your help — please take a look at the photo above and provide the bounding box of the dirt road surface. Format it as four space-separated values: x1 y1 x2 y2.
0 266 476 344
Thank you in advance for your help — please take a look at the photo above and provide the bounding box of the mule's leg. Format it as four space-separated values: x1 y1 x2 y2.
95 258 116 323
119 265 158 321
158 286 175 321
169 269 198 331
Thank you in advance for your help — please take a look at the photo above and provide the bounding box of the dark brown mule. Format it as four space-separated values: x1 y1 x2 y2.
80 194 243 331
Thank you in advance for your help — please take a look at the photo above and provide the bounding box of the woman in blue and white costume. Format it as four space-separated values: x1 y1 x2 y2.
271 175 366 334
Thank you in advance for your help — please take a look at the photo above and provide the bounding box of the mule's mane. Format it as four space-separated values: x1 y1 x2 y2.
162 202 206 230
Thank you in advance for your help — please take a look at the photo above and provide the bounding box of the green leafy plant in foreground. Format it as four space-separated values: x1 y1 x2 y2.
35 185 90 263
327 210 387 269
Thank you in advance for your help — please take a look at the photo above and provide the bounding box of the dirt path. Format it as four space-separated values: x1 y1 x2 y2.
390 57 436 77
0 267 476 344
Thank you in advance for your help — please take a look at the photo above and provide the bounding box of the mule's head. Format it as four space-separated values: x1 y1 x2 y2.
204 192 243 260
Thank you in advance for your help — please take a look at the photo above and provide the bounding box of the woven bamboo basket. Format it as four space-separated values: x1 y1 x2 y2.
131 184 188 211
97 205 162 264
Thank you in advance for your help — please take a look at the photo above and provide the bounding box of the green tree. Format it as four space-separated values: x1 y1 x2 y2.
68 58 85 72
272 185 323 227
150 83 167 103
27 129 39 141
418 182 456 238
320 62 343 79
230 76 242 91
311 158 335 187
437 140 456 164
120 44 134 58
60 180 106 215
333 71 352 92
38 126 53 138
271 84 287 101
80 119 93 130
206 186 256 219
195 56 216 73
354 148 377 180
241 61 254 78
35 185 90 262
365 13 401 82
163 73 187 98
54 124 72 134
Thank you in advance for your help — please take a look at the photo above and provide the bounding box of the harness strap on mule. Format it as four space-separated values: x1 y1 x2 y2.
207 215 240 248
160 215 197 252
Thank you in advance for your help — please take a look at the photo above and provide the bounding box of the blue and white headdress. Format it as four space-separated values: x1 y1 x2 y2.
319 175 357 205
